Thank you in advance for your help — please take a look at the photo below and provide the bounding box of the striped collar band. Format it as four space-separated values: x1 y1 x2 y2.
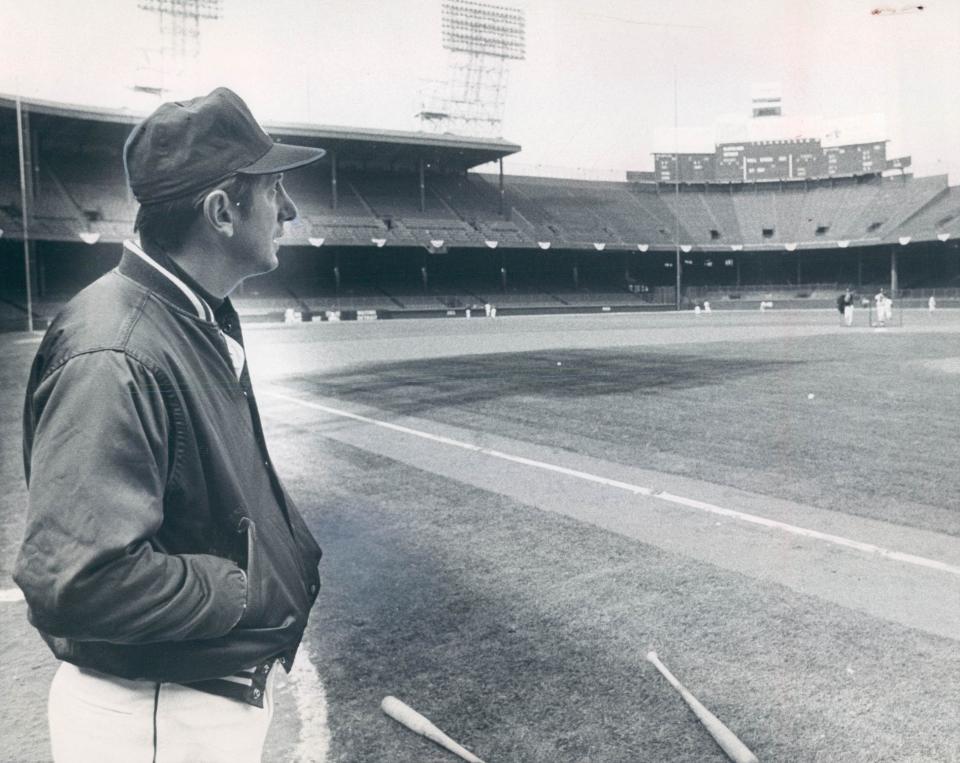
121 240 215 323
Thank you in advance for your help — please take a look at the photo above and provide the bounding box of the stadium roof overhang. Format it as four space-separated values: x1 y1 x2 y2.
0 93 521 173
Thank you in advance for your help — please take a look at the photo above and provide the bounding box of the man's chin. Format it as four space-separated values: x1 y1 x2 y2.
257 252 280 275
237 258 279 290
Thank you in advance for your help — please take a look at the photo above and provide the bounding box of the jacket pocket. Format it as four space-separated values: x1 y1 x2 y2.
236 518 261 628
234 516 310 630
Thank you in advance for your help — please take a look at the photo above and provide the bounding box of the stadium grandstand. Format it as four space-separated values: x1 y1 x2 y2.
2 93 960 330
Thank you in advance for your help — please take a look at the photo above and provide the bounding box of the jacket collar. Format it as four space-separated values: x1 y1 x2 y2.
119 240 215 323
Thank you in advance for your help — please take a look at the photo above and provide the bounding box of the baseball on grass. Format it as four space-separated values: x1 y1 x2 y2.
807 393 815 399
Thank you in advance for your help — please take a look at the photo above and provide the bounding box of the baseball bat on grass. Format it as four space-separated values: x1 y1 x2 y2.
381 695 487 763
646 651 758 763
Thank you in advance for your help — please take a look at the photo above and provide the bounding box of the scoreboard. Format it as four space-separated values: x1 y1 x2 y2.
654 153 715 183
654 139 888 183
823 142 886 176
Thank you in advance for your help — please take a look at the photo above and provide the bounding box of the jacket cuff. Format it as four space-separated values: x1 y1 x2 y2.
218 565 248 635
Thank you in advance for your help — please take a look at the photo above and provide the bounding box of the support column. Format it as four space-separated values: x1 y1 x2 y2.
857 252 863 289
675 248 682 310
890 247 899 295
419 157 425 213
330 152 338 210
498 158 504 216
16 96 34 331
796 254 802 287
735 256 741 288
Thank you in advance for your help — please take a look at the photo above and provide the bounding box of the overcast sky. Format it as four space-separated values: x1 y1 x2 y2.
2 0 958 180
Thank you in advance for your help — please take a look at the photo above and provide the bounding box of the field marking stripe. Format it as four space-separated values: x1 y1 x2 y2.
653 492 960 574
289 637 330 763
265 391 655 495
0 588 25 603
264 391 960 578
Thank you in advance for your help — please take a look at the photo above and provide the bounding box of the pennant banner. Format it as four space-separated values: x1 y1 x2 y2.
79 231 101 245
308 237 325 247
593 242 606 251
537 241 551 250
430 239 445 248
730 244 743 251
372 238 387 248
680 245 692 253
485 240 499 248
637 244 649 252
898 236 911 246
937 232 950 242
784 242 798 251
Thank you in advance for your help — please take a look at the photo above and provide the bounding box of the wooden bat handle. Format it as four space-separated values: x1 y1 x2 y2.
381 696 487 763
647 653 759 763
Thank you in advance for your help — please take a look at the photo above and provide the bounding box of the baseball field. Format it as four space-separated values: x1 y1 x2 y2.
2 307 958 762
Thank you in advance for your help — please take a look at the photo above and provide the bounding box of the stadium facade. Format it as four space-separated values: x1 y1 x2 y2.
2 94 959 328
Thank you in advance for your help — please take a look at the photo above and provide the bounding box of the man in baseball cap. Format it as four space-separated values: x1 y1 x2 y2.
124 86 324 204
123 86 326 294
16 89 325 761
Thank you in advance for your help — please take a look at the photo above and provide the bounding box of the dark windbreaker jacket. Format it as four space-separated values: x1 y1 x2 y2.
15 242 321 693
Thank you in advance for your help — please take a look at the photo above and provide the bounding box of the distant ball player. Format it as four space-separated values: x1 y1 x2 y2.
15 89 325 762
838 288 855 326
874 288 892 326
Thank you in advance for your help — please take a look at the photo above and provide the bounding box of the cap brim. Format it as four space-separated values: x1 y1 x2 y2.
237 142 326 175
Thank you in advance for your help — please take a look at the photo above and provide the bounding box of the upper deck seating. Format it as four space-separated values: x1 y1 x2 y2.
889 183 960 241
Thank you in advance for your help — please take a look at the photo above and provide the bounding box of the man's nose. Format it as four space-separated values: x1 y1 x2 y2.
278 186 298 222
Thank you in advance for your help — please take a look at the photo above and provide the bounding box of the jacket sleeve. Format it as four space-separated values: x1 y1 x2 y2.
15 350 247 644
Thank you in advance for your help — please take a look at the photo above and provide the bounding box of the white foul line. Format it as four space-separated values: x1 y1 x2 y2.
264 391 960 578
288 637 330 763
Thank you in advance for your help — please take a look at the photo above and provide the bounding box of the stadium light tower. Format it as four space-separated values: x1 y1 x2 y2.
135 0 222 97
419 0 526 137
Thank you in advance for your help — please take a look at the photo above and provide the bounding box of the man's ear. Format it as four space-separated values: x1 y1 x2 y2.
202 189 235 237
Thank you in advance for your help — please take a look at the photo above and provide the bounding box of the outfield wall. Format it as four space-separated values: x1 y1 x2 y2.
3 237 959 330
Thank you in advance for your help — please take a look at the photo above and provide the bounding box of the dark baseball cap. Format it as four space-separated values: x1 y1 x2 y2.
124 87 325 205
